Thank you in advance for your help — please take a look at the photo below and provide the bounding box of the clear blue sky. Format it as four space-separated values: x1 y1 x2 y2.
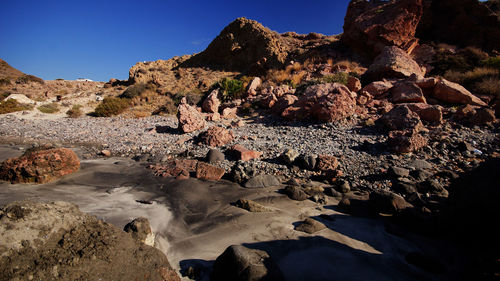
0 0 350 81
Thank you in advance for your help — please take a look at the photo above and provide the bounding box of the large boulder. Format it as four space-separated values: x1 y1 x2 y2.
202 89 221 113
364 46 425 82
391 81 426 103
342 0 424 58
0 148 80 184
0 201 180 281
380 105 424 132
433 78 487 106
177 98 206 133
283 83 356 122
404 102 443 124
211 245 284 281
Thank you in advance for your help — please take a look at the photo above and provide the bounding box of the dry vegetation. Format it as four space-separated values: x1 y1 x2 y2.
37 102 60 114
66 104 83 118
0 99 33 114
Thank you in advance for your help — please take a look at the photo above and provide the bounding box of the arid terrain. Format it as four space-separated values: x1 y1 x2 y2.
1 0 499 280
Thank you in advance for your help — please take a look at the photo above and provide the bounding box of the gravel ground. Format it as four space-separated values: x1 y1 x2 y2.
0 113 498 191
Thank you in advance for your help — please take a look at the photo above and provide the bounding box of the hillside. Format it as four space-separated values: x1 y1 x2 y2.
0 58 25 79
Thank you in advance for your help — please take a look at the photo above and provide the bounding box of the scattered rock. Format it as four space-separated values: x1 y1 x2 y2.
281 148 300 165
235 199 271 212
244 174 280 188
124 217 155 246
391 81 426 103
316 155 339 172
369 189 413 213
380 105 423 132
199 126 235 147
295 218 327 234
409 159 432 170
177 98 206 133
247 77 262 96
347 76 362 92
0 148 80 184
433 78 487 106
202 89 221 113
221 107 238 119
195 162 225 181
361 80 393 97
230 144 263 161
388 130 428 154
206 149 225 163
231 161 257 184
404 103 443 124
100 149 111 157
297 154 317 170
388 166 410 178
211 245 285 281
272 94 298 114
283 185 308 201
470 108 495 125
392 182 418 197
418 180 449 198
336 180 351 193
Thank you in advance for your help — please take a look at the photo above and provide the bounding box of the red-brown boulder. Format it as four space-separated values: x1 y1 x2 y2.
202 89 221 113
230 145 263 161
342 0 423 58
364 46 425 82
347 76 362 92
195 162 225 181
391 81 426 103
433 78 487 106
316 155 339 172
404 103 443 124
388 130 428 154
272 94 298 114
361 80 394 97
199 126 235 147
380 105 424 132
0 148 80 184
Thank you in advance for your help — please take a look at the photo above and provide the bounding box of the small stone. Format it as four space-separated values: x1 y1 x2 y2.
388 166 410 178
409 159 432 170
336 180 351 193
206 149 225 163
195 162 225 181
281 148 300 165
230 145 263 161
297 154 317 170
100 150 111 157
283 185 308 201
316 155 339 171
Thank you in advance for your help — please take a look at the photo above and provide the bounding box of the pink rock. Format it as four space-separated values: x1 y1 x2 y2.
272 94 298 114
347 76 362 92
246 77 262 96
177 99 206 133
230 144 263 161
206 112 221 121
199 126 234 147
361 81 393 97
391 81 426 103
316 155 339 172
221 107 238 119
365 46 425 82
433 78 487 106
202 89 221 113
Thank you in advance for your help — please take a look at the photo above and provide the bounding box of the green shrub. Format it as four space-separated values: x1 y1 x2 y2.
120 83 154 99
318 72 349 85
37 102 60 114
0 99 33 114
93 97 131 117
15 75 44 85
66 104 83 118
482 56 500 70
216 78 244 102
0 78 11 87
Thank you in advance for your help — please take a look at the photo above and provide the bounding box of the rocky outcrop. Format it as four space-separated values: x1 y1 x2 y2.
177 98 206 133
364 46 425 82
211 245 285 281
417 0 500 51
282 83 356 122
0 148 80 184
184 18 290 73
342 0 424 58
0 201 180 281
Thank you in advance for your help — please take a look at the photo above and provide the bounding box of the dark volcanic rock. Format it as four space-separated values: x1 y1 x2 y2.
283 185 308 201
211 245 285 281
369 189 413 214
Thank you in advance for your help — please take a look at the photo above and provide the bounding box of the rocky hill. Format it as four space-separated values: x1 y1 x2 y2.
0 59 25 80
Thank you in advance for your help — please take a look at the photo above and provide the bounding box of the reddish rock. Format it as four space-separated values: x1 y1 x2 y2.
195 162 225 181
380 105 424 132
361 81 393 97
272 94 298 114
206 112 221 121
364 46 425 82
470 108 496 125
342 0 423 58
281 106 306 120
150 164 189 180
260 94 278 109
0 148 80 184
177 98 206 133
388 130 428 154
292 83 356 122
391 81 426 103
173 159 198 173
221 107 238 119
202 89 221 113
347 76 362 92
246 77 262 96
100 150 111 157
414 77 438 89
404 103 443 124
369 190 413 213
454 105 477 120
433 78 487 106
316 155 339 172
199 126 234 147
230 145 263 161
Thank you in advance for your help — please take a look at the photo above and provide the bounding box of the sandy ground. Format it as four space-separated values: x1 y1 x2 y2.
0 145 464 281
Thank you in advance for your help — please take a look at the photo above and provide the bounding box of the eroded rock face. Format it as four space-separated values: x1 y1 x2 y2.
283 83 356 122
0 201 180 281
343 0 424 58
177 98 206 133
0 148 80 184
364 46 425 82
211 245 285 281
